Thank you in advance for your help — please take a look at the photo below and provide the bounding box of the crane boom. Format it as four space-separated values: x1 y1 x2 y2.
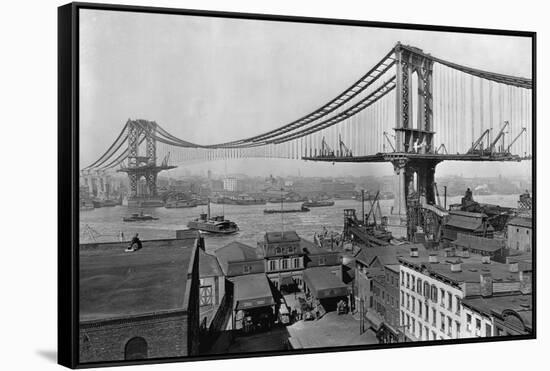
506 127 526 153
468 129 490 154
489 121 510 152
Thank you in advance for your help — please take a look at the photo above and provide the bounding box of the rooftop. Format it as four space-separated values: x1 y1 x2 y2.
445 211 493 231
215 241 264 275
508 217 532 229
452 233 505 252
199 249 223 278
356 243 426 267
462 294 532 328
79 238 197 322
231 273 275 310
265 231 301 243
300 238 341 256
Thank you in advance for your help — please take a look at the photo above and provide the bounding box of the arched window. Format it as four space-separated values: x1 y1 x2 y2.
417 279 423 293
424 282 430 298
125 337 148 360
431 285 438 302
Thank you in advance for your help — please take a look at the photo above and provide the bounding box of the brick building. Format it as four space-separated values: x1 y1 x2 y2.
79 237 201 363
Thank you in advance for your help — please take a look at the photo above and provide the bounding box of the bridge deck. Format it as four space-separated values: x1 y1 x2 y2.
302 152 528 163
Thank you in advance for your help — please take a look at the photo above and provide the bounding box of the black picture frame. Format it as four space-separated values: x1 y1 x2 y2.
58 2 536 368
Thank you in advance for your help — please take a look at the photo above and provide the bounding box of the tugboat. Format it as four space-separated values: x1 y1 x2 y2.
187 201 239 234
302 199 335 208
123 211 159 222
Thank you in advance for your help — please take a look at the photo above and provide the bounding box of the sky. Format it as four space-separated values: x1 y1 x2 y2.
79 9 532 178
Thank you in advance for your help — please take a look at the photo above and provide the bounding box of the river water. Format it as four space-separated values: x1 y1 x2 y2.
80 194 520 253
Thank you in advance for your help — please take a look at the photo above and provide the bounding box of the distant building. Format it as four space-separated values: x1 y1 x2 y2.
506 217 532 252
79 236 201 362
223 177 244 192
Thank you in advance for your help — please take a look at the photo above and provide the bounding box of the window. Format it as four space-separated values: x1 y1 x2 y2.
440 313 445 332
431 285 438 302
432 308 436 326
418 299 422 317
125 337 148 360
424 282 430 298
476 318 481 330
485 323 492 336
448 292 453 311
411 297 415 312
447 317 453 336
282 259 289 270
276 247 281 254
293 257 300 268
401 310 405 325
412 318 416 334
418 323 423 339
401 271 405 285
406 273 410 288
424 303 429 321
244 265 252 274
269 260 277 271
440 289 445 307
406 294 410 310
406 315 410 331
417 279 422 293
411 276 416 292
319 256 326 265
456 321 461 338
401 291 404 306
391 297 395 308
466 313 472 331
456 296 461 315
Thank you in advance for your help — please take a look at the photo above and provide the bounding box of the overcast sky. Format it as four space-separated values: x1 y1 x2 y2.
79 9 532 178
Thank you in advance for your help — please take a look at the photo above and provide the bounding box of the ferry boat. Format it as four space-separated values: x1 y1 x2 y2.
122 211 159 222
187 201 239 234
302 200 335 208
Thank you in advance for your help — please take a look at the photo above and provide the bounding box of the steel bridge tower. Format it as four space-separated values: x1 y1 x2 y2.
117 119 176 206
391 43 439 219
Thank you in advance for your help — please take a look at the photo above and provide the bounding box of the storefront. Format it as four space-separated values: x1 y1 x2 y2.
232 273 276 333
303 267 350 312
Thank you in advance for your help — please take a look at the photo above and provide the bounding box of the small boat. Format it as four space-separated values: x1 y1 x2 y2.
302 200 335 208
123 211 158 222
264 205 310 214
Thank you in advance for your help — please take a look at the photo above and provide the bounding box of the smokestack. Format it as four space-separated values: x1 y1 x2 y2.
480 273 493 297
428 254 439 264
450 262 462 272
519 270 532 295
509 262 519 273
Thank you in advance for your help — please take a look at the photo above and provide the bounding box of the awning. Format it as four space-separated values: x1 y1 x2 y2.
365 311 383 331
303 267 349 299
280 276 295 286
232 273 275 311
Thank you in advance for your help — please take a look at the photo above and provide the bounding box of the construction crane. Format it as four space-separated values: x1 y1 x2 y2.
321 137 334 157
467 129 490 154
435 143 448 154
383 131 396 152
506 127 527 153
365 191 381 225
488 121 510 153
338 134 352 157
161 151 171 167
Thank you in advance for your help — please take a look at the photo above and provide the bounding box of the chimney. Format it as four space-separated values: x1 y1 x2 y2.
480 273 493 297
509 262 519 273
481 255 491 264
428 254 439 263
450 262 462 272
519 270 532 294
410 246 419 257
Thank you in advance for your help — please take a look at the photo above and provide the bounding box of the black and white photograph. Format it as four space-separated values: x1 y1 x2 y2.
48 1 540 369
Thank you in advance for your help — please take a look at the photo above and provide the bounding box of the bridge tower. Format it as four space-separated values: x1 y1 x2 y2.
392 43 440 219
117 119 176 206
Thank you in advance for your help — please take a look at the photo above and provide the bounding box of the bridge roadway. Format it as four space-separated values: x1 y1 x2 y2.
302 152 526 163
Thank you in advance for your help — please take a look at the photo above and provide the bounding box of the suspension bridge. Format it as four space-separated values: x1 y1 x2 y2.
81 42 533 215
